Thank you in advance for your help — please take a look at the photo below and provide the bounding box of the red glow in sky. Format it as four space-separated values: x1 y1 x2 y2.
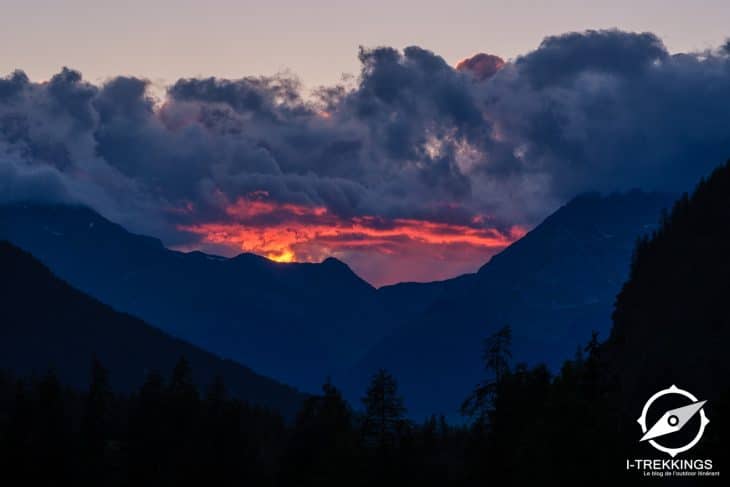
178 195 526 287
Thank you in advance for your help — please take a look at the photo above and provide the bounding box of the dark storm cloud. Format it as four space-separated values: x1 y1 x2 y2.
95 76 154 122
722 39 730 55
47 68 98 129
0 70 28 99
516 30 668 87
2 29 730 247
169 75 311 122
0 153 71 204
482 29 730 207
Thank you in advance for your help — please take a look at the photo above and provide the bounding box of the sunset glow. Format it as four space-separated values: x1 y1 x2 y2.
178 195 527 286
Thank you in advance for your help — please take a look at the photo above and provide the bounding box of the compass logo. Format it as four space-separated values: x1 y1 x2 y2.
637 385 710 458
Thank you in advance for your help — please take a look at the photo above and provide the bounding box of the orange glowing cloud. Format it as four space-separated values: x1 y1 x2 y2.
455 53 505 81
177 195 526 286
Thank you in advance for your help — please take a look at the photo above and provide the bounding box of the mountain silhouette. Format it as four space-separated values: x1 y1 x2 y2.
0 204 392 391
0 192 674 413
0 241 305 416
346 190 676 418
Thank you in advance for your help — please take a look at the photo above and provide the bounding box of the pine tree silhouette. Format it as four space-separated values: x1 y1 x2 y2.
282 380 358 486
80 357 112 485
165 357 202 486
128 370 165 483
461 324 512 422
361 369 406 451
34 370 71 483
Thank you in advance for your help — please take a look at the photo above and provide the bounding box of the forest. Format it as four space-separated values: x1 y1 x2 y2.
0 327 615 486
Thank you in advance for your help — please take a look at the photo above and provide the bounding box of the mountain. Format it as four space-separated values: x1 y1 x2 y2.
606 161 730 413
345 190 676 418
0 204 391 391
0 241 305 416
0 191 675 415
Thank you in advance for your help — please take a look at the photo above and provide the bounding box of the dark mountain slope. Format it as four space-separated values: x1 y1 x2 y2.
0 192 676 417
0 241 305 416
0 205 390 391
607 160 730 411
349 191 675 418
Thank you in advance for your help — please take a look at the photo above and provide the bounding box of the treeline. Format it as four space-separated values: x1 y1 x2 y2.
0 326 628 486
0 358 286 486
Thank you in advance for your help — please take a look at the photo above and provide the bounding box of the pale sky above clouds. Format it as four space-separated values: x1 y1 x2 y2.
1 0 728 88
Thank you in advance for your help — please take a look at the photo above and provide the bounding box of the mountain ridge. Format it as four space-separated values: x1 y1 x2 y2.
0 190 676 414
346 190 676 418
0 240 305 417
0 203 389 391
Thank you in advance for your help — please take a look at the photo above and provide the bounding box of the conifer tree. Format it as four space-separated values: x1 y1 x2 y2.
80 357 111 484
283 380 357 486
461 324 512 422
361 369 406 450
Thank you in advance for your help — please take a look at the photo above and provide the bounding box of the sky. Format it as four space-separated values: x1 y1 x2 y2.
2 2 730 286
2 0 729 89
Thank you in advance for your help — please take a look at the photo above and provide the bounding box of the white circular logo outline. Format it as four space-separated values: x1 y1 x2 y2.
636 384 710 458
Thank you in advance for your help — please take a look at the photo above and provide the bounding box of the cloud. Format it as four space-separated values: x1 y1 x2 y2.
483 30 730 204
456 53 505 81
515 29 667 87
0 154 71 204
2 30 730 284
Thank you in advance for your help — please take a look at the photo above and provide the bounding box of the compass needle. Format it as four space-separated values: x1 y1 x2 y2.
640 400 707 442
637 386 710 457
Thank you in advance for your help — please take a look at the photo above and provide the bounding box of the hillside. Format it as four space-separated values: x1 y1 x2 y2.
607 160 730 411
0 205 390 391
0 192 676 417
0 241 305 416
348 191 675 418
